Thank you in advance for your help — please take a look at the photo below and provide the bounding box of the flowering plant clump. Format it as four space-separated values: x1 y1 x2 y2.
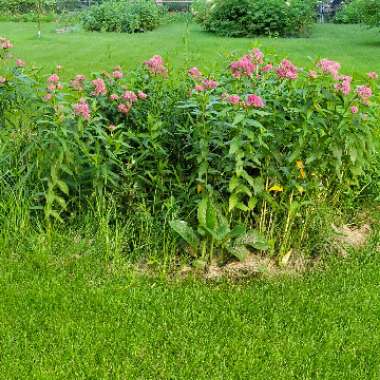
2 39 380 262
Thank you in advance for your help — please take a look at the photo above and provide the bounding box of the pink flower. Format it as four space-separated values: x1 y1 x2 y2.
334 75 352 96
123 90 138 102
118 103 131 114
15 59 25 67
47 84 56 92
48 74 59 83
351 106 359 114
43 93 52 101
246 94 265 108
357 85 372 103
92 78 107 96
276 59 298 80
308 70 318 79
71 74 86 90
194 85 204 92
57 84 63 90
317 59 340 79
110 94 119 101
108 124 117 132
112 70 123 79
188 67 202 79
230 55 256 78
251 48 264 64
0 37 12 49
144 55 167 75
0 76 6 84
73 98 90 120
137 91 148 100
75 74 86 81
367 71 378 80
227 95 240 105
203 79 218 90
261 63 273 73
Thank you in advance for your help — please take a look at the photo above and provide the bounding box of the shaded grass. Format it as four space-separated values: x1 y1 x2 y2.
1 21 380 78
0 230 380 379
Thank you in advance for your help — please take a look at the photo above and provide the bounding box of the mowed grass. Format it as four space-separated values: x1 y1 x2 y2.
1 21 380 77
1 20 380 379
1 235 380 379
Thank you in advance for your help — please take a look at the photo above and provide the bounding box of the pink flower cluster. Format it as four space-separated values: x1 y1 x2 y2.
112 70 123 80
117 90 147 115
351 105 359 114
261 63 273 73
276 59 298 80
317 59 340 79
334 75 352 96
227 95 240 105
193 79 218 92
48 74 60 84
123 90 138 102
188 67 202 79
246 94 265 108
251 48 264 64
117 103 131 114
356 85 372 104
45 73 63 96
308 70 318 79
230 49 267 78
73 98 90 120
144 55 167 75
203 79 218 90
16 59 25 67
71 74 86 91
0 37 12 50
230 55 256 78
367 71 378 80
92 78 107 96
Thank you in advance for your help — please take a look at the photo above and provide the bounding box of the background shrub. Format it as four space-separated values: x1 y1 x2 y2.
334 0 364 24
81 0 161 33
335 0 380 28
193 0 317 37
360 0 380 29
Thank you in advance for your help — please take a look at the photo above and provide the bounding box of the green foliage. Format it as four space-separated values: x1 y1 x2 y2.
1 37 380 263
334 0 365 24
81 0 161 33
335 0 380 29
360 0 380 29
193 0 317 37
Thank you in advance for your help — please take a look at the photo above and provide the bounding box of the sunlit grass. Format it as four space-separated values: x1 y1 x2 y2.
1 21 379 78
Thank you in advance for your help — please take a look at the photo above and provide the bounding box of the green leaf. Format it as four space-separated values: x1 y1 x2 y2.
229 137 242 155
232 113 245 126
229 225 246 239
170 220 199 249
56 180 69 195
236 229 269 251
247 197 257 210
197 197 208 227
227 245 250 261
206 199 218 231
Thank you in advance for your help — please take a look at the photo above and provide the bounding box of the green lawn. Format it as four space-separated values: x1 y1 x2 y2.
1 21 380 77
1 20 380 379
1 236 380 379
